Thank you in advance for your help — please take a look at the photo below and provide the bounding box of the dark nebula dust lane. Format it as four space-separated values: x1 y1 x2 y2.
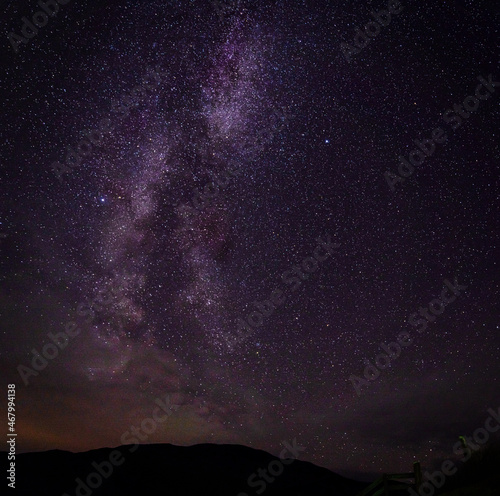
0 0 499 479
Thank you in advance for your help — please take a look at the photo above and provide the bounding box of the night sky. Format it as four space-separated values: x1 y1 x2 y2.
1 0 499 481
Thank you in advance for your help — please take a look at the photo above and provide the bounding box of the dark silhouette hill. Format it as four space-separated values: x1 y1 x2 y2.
1 442 367 496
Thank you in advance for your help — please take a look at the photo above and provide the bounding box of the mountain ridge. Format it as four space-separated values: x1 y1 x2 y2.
1 442 367 496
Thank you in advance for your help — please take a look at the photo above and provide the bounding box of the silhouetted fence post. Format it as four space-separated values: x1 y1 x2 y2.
356 462 423 496
383 473 389 493
413 461 422 490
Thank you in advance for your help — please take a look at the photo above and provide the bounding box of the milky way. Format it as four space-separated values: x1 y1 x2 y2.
1 0 499 480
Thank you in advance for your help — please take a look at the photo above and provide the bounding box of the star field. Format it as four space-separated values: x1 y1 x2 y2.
0 0 499 480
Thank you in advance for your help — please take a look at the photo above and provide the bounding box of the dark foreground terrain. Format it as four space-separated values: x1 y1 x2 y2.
2 443 368 496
